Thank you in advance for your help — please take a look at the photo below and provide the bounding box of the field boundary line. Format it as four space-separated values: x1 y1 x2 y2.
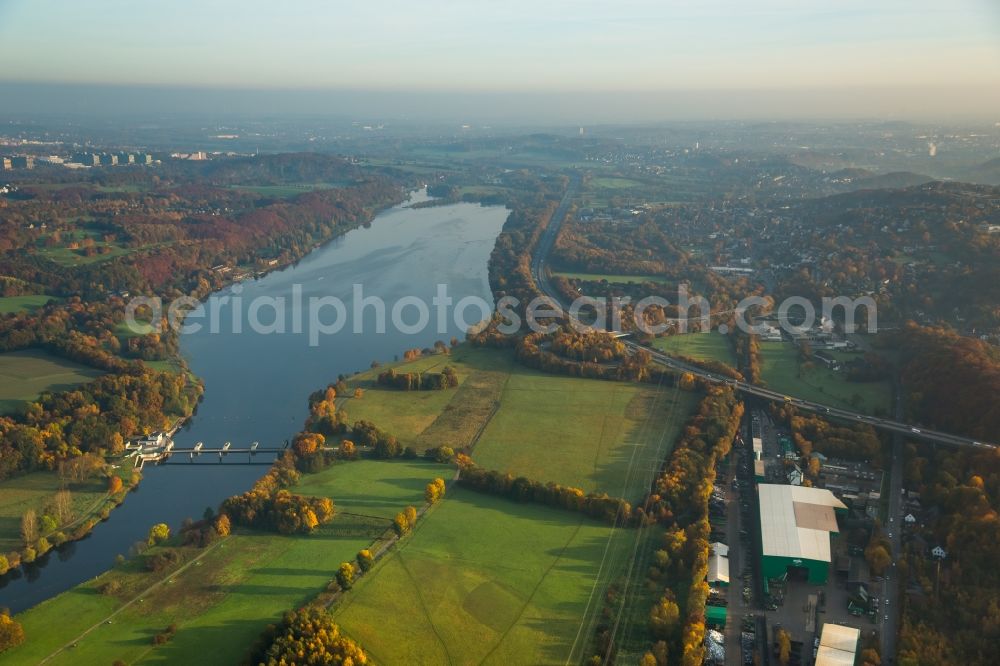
477 516 587 666
566 373 677 662
395 550 454 666
38 537 226 664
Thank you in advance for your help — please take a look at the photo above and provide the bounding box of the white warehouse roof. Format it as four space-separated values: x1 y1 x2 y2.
708 542 730 584
815 623 859 666
758 484 846 563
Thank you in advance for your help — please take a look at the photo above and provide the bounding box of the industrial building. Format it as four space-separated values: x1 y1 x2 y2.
815 623 860 666
758 484 847 586
707 541 730 586
1 156 34 170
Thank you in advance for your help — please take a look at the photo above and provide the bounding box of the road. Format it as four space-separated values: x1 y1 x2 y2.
530 178 997 453
880 387 904 662
530 174 579 301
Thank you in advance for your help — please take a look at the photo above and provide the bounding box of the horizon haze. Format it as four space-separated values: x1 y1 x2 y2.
1 0 999 122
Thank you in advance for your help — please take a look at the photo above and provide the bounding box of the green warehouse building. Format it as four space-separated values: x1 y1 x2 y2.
758 484 847 587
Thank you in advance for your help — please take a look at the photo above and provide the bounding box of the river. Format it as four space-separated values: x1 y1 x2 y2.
0 191 508 613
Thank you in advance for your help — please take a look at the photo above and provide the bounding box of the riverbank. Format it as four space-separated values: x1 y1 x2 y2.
5 342 699 663
0 195 509 615
6 458 441 665
0 189 419 588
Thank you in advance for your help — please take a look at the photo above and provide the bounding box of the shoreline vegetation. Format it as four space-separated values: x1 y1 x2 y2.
0 162 771 666
0 158 414 585
4 331 704 664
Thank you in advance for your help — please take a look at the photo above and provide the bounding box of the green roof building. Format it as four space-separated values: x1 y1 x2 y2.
758 484 847 589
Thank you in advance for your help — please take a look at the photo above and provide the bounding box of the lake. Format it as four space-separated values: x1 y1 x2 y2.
0 191 508 613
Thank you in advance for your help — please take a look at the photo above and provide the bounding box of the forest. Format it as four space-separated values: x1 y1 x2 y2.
896 323 1000 440
896 433 1000 664
0 155 406 482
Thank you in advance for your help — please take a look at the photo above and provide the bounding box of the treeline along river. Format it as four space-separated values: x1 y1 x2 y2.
0 191 508 613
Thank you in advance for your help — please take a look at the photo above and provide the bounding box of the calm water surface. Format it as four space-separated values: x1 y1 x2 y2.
0 191 508 613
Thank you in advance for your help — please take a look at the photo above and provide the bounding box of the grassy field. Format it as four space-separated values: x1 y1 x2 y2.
295 458 444 520
229 183 344 198
5 344 698 664
0 472 114 553
8 459 441 665
356 157 462 175
471 367 695 500
0 349 104 415
758 341 891 414
342 346 696 499
33 229 133 267
589 176 644 190
652 331 738 368
143 359 183 374
341 348 501 450
0 295 58 314
36 244 134 266
553 271 668 285
333 487 635 665
115 318 153 339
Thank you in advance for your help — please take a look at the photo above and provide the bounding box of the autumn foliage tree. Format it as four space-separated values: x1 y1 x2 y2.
338 439 357 460
356 548 374 572
147 523 170 546
777 628 792 665
251 607 367 666
214 514 231 537
50 489 72 524
222 489 334 535
424 478 447 504
20 509 37 547
865 541 892 576
457 466 633 525
0 612 25 653
637 389 743 662
649 590 681 639
336 561 356 590
393 506 418 536
897 323 1000 440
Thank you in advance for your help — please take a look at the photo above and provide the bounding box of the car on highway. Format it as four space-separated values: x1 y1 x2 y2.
911 427 921 433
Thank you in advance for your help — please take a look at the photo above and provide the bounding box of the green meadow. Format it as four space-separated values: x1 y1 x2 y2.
8 459 440 666
0 295 59 315
651 331 739 368
0 349 104 415
333 487 636 666
342 346 695 498
0 471 115 554
8 346 696 665
758 341 891 414
229 183 344 198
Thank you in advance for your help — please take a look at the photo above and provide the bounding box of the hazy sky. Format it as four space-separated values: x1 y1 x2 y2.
1 0 999 120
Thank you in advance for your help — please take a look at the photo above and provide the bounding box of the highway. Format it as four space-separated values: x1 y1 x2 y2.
530 174 579 303
530 179 997 455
